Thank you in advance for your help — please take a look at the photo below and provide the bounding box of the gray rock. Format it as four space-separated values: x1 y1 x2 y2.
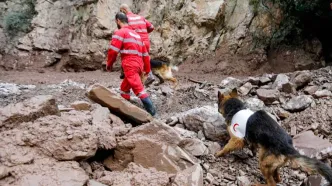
88 180 107 186
259 77 271 85
244 97 265 111
272 74 289 90
247 77 260 85
300 175 322 186
293 131 332 160
206 173 215 183
237 176 251 186
0 166 9 179
314 90 332 98
173 164 204 186
304 86 319 95
219 77 243 89
291 71 312 89
70 101 91 111
282 82 296 94
256 89 280 105
239 82 253 95
179 138 209 157
174 127 198 138
282 95 313 112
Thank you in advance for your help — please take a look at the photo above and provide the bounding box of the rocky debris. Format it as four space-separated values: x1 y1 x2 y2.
237 176 251 186
174 127 198 138
103 120 197 174
256 89 280 105
272 74 289 90
22 111 99 161
282 95 313 112
86 84 153 124
219 77 243 90
0 166 9 179
172 164 204 186
304 86 319 95
0 158 89 186
314 90 332 98
0 95 59 130
70 100 91 110
179 138 209 157
290 71 312 89
244 97 265 111
239 82 253 95
205 172 215 183
206 142 222 155
282 82 296 94
274 107 291 119
161 86 173 96
293 131 332 160
47 79 86 90
98 162 170 186
0 83 36 97
87 180 107 186
91 105 118 149
175 105 227 141
247 77 260 85
300 175 323 186
259 76 271 85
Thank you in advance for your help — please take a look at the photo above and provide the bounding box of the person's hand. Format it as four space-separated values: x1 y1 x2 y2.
106 65 112 72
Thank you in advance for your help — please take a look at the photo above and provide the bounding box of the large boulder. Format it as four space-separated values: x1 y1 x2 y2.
293 131 332 160
0 95 59 130
0 158 89 186
282 95 313 112
172 164 204 186
256 89 280 105
86 84 153 124
22 111 99 161
103 120 198 174
98 163 170 186
179 138 209 157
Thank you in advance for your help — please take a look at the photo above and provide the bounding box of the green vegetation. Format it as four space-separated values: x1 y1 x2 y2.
4 0 37 38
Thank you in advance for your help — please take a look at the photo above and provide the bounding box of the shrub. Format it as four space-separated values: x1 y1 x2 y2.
4 0 37 38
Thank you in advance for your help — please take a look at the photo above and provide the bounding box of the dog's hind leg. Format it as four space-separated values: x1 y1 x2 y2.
215 126 245 157
154 73 164 85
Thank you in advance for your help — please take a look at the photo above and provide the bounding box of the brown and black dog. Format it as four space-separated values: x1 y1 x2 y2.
215 88 332 186
120 59 179 88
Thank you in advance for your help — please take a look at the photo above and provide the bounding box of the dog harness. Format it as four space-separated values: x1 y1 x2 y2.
230 109 255 139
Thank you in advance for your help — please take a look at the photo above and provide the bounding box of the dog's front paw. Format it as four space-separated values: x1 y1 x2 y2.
214 151 224 157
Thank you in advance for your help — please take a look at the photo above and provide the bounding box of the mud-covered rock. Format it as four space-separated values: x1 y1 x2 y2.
172 164 204 186
0 95 59 130
22 111 98 161
256 89 280 105
293 131 332 160
239 82 253 95
70 100 91 111
99 162 170 186
290 71 312 89
179 138 209 157
219 77 243 90
103 120 197 174
86 84 153 124
272 74 289 90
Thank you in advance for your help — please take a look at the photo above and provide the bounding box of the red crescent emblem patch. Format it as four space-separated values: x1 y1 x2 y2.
233 123 239 132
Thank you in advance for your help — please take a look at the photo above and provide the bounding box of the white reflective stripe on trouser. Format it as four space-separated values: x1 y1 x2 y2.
135 29 147 33
123 38 143 46
120 49 144 56
109 45 120 52
137 90 147 97
129 21 146 25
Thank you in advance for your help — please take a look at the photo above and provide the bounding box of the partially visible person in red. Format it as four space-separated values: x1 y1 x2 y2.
106 12 156 116
119 4 155 86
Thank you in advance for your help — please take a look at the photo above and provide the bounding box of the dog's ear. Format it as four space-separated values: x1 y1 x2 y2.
218 91 224 102
230 88 238 98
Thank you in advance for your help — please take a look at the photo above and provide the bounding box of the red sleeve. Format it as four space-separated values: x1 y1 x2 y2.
106 31 124 67
145 19 154 33
142 43 151 73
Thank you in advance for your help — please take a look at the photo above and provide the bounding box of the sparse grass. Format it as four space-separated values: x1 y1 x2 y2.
4 0 37 38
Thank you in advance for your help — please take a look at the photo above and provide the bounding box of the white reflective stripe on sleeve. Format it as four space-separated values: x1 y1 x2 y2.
135 29 148 33
109 45 120 52
128 21 146 25
129 32 141 39
123 38 143 46
120 49 143 56
120 91 130 95
142 53 149 56
112 35 124 41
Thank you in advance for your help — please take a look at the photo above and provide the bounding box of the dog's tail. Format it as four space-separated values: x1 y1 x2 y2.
291 153 332 184
170 65 179 72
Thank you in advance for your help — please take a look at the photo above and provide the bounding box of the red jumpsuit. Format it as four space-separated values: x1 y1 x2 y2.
126 12 154 52
106 25 151 100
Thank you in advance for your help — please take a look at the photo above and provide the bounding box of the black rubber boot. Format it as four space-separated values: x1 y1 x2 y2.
140 96 156 116
120 68 125 79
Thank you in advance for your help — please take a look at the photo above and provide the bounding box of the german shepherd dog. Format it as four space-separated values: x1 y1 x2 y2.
215 88 332 186
120 59 179 88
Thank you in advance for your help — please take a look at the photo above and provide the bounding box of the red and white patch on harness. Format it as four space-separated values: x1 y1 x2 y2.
230 109 254 139
233 123 239 132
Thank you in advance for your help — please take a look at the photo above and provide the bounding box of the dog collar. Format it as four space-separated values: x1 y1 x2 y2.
230 109 254 139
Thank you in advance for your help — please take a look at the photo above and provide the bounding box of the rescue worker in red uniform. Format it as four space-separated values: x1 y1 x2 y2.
119 4 155 86
106 12 156 116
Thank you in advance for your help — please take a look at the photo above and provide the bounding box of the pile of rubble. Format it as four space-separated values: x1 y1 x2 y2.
1 67 332 186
